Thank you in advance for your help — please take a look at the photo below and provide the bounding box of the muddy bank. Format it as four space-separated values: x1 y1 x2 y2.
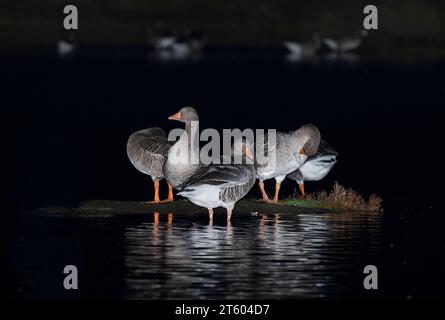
29 199 336 218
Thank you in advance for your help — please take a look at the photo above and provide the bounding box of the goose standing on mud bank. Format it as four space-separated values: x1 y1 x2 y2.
287 140 338 197
127 128 175 203
178 139 256 222
255 124 321 203
163 107 201 189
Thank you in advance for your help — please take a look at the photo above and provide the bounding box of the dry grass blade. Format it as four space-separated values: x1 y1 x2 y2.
306 182 383 212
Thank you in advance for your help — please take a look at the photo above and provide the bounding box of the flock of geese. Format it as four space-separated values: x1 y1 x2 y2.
57 24 366 61
127 107 337 222
283 30 368 60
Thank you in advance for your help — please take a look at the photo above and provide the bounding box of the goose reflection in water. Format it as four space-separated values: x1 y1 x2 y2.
122 211 381 299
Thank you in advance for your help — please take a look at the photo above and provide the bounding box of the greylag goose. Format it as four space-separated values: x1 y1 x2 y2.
147 22 176 51
177 139 256 222
283 34 321 57
287 140 338 197
323 31 367 53
169 31 205 59
127 128 175 203
163 107 201 189
255 124 321 203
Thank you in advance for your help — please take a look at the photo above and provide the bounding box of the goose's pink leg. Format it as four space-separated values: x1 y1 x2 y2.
272 182 281 204
208 208 214 224
259 179 271 203
227 209 232 222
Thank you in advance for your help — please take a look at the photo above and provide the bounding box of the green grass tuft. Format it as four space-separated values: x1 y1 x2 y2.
281 198 321 209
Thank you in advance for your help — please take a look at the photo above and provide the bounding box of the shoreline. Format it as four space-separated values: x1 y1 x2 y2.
27 199 338 218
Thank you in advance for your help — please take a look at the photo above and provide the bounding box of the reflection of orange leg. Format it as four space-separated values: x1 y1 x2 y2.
298 183 305 198
154 210 159 224
162 183 174 203
259 179 271 203
153 211 159 244
272 182 281 204
208 208 214 224
168 212 173 224
226 208 232 222
148 180 161 203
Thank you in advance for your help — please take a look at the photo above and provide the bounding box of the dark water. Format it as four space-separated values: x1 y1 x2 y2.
10 207 445 299
3 48 444 299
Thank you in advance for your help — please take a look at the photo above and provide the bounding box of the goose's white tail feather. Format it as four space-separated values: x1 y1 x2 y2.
299 155 337 181
178 185 223 208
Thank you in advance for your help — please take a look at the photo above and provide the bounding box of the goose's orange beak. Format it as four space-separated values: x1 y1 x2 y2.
245 147 253 158
168 112 182 121
299 148 305 155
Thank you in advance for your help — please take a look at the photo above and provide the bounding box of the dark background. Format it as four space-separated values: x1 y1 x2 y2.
2 56 443 212
0 0 442 213
1 0 444 301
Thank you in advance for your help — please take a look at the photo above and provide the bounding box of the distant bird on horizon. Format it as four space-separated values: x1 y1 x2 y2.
147 23 176 51
147 23 205 60
57 33 77 57
169 30 205 59
283 34 321 58
323 30 368 53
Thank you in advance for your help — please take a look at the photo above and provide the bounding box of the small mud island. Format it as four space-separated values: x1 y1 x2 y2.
34 199 331 218
32 183 382 218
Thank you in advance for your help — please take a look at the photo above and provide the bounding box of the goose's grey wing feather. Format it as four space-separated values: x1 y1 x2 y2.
127 128 174 178
136 137 172 157
182 164 255 204
254 132 283 168
128 128 173 157
183 164 248 187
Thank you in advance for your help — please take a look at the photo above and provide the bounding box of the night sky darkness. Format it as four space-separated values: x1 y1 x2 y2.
2 55 442 212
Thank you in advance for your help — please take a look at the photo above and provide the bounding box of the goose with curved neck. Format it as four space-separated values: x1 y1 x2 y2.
255 124 321 203
163 107 201 189
287 139 338 197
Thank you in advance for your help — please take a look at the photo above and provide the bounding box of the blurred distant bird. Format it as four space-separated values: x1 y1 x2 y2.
184 30 205 53
283 34 321 57
57 33 77 57
287 140 337 197
127 128 175 203
323 30 367 53
147 22 176 51
170 30 205 59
